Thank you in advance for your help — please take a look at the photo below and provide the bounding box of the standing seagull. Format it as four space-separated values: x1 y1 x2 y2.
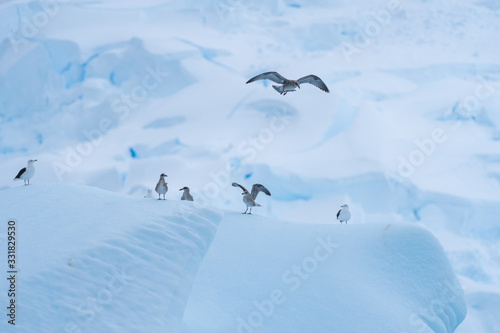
155 173 168 200
337 204 351 224
179 187 194 201
144 189 154 199
246 71 330 95
232 182 271 214
13 159 37 185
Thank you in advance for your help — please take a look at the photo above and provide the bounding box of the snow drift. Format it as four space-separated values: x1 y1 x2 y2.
0 183 223 333
182 213 467 333
0 184 466 333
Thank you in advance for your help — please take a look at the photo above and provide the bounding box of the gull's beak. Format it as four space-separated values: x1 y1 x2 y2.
34 159 38 162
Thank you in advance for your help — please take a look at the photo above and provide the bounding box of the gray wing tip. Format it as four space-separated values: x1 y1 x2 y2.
254 184 271 196
246 71 284 84
231 182 239 187
299 74 330 93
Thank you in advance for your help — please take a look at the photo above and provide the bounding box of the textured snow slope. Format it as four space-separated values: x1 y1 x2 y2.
1 0 499 331
182 214 466 333
0 184 222 333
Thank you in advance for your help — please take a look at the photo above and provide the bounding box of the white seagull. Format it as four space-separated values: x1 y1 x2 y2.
13 159 37 185
337 204 351 224
144 189 154 199
232 182 271 214
246 71 330 95
179 186 194 201
155 173 168 200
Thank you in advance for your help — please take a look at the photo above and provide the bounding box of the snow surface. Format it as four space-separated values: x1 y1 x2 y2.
0 184 465 333
182 214 466 333
0 184 223 333
1 0 500 331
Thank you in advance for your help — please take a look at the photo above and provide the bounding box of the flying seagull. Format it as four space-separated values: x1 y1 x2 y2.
13 159 37 185
337 204 351 224
246 71 330 95
232 182 271 214
179 186 194 201
155 173 168 200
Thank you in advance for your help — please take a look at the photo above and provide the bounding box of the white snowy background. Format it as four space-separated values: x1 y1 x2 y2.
0 0 499 332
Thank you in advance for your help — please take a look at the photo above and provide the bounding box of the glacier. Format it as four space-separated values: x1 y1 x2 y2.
1 0 500 331
0 184 465 333
0 184 223 332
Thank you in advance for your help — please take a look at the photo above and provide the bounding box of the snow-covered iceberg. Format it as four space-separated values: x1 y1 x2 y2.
182 213 467 333
0 183 222 333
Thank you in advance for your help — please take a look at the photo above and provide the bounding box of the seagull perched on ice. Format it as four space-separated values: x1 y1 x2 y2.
179 186 194 201
144 189 154 199
232 182 271 214
246 71 330 95
13 159 37 185
337 204 351 224
155 173 168 200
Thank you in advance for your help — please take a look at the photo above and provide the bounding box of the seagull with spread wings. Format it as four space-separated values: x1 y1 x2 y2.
232 182 271 214
246 71 330 95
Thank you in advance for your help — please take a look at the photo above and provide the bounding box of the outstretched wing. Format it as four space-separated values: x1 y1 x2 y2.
251 184 271 200
246 72 288 84
232 182 249 194
297 75 330 93
14 167 26 180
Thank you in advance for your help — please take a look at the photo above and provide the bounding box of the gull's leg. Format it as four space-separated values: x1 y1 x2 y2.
243 207 248 214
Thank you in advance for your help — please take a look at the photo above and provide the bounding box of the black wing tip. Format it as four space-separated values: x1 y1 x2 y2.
14 167 26 179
